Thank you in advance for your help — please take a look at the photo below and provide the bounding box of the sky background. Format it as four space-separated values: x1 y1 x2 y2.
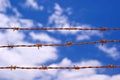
0 0 120 80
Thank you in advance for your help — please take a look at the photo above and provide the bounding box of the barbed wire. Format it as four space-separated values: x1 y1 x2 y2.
0 40 120 49
0 27 120 31
0 65 119 70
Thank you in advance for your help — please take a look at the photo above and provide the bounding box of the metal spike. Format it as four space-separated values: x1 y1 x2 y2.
66 41 73 46
101 40 107 45
100 27 106 32
41 65 47 70
13 27 19 31
36 44 42 49
74 65 80 70
8 44 14 48
109 64 115 68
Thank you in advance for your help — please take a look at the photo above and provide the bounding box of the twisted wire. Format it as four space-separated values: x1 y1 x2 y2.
0 27 120 31
0 40 120 49
0 65 119 70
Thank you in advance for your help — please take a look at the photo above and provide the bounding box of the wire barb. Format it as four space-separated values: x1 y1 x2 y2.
9 65 17 70
13 27 19 31
7 44 14 48
66 41 73 46
101 40 107 45
36 44 42 49
74 65 80 70
41 65 48 70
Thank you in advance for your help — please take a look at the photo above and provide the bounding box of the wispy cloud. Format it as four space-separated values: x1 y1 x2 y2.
0 0 11 12
30 32 61 43
98 45 120 59
48 3 76 34
0 13 34 27
77 34 90 40
24 0 44 10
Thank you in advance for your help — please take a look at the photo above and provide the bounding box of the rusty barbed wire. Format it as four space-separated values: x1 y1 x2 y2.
0 40 120 49
0 65 119 70
0 27 120 31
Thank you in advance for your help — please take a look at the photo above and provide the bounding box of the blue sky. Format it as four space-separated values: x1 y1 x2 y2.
0 0 120 80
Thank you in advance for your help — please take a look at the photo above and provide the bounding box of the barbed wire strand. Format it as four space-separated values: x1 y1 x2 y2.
0 40 120 49
0 65 120 70
0 27 120 31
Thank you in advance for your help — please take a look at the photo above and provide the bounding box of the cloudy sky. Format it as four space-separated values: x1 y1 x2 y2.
0 0 120 80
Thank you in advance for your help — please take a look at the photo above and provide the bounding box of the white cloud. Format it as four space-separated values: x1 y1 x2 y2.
84 75 110 80
0 13 34 27
48 3 80 35
0 0 11 12
54 3 63 13
0 46 57 65
111 75 120 80
76 27 102 41
0 30 25 45
12 7 22 17
30 32 61 43
77 34 90 40
48 3 67 25
0 0 22 17
25 0 44 10
81 30 102 37
98 45 120 59
66 7 72 15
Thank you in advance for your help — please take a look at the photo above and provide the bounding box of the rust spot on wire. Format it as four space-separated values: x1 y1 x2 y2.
9 65 17 70
7 44 14 48
100 40 107 45
13 27 19 31
41 65 48 70
100 27 107 31
36 44 42 49
66 41 73 46
109 64 115 68
74 65 80 70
